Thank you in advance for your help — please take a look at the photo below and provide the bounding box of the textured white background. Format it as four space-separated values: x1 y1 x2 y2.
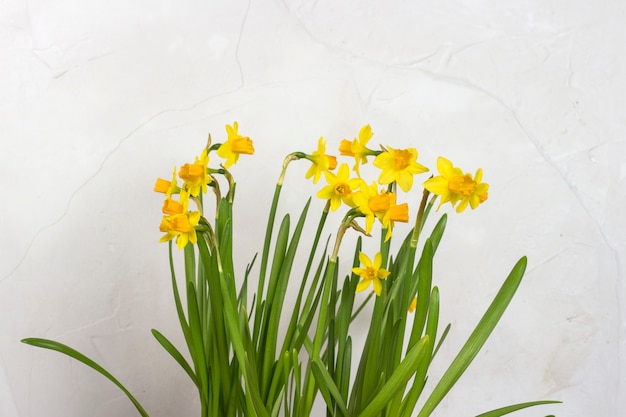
1 0 624 416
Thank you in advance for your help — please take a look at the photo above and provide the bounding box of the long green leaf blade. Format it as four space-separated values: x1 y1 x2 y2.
475 400 562 417
417 257 528 417
21 338 150 417
357 335 429 417
311 358 349 416
151 329 199 387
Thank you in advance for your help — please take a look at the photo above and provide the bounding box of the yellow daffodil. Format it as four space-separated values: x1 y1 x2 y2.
339 124 377 176
179 149 211 197
217 121 254 168
374 146 429 192
352 182 409 240
351 181 384 234
353 252 390 296
154 167 181 198
408 296 418 313
305 137 337 184
316 163 362 211
380 192 409 241
423 157 489 213
159 211 201 250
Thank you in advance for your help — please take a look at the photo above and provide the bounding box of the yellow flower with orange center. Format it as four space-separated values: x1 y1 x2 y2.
352 181 385 234
316 163 362 211
305 137 337 184
159 211 201 250
380 192 409 241
352 182 409 240
339 124 377 176
353 252 390 296
179 149 211 197
374 146 429 192
217 121 254 168
154 167 181 198
423 157 489 213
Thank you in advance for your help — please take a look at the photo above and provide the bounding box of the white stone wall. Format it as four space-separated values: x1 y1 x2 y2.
1 1 624 416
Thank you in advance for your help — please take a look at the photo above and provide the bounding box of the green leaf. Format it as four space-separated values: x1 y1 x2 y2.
151 329 199 388
21 338 150 417
282 212 330 355
432 323 450 359
475 400 562 417
255 184 283 348
357 335 429 417
311 358 349 416
428 214 447 253
417 257 528 417
400 287 440 416
262 200 310 396
407 239 433 351
186 282 211 408
196 235 269 417
167 241 193 356
184 243 196 287
257 213 289 365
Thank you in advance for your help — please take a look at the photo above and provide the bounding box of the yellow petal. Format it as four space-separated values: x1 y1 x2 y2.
352 267 365 276
364 214 375 234
358 252 372 269
436 157 455 177
373 279 382 296
358 124 373 145
396 170 414 192
423 177 450 196
373 252 383 270
356 280 371 292
456 199 469 213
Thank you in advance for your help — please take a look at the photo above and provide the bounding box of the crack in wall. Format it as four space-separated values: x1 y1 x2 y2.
1 0 251 284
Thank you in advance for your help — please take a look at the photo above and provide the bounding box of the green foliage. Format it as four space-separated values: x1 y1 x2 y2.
20 338 150 417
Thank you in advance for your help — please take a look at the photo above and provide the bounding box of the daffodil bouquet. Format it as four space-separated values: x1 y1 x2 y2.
23 123 560 417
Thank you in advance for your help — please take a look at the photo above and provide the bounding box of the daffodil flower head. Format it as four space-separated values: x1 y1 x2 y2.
353 252 391 296
351 181 381 234
217 122 254 168
154 167 181 198
316 163 362 211
159 211 201 249
423 157 489 213
305 137 337 184
339 124 377 176
380 192 409 241
179 149 211 197
374 146 429 192
408 296 418 313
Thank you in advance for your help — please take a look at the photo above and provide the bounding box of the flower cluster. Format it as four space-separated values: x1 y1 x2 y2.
154 122 254 249
304 124 488 235
155 123 489 296
296 124 490 297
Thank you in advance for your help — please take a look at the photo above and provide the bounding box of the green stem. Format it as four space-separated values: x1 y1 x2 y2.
254 153 302 348
410 187 431 249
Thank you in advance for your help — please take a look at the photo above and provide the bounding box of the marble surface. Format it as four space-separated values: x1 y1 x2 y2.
1 0 624 416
